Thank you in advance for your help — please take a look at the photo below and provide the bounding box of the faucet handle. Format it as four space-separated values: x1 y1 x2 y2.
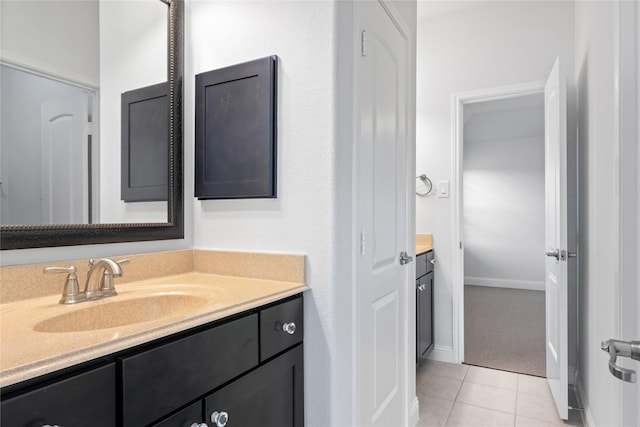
100 259 129 297
44 266 85 304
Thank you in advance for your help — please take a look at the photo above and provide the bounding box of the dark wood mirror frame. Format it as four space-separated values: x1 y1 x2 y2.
1 0 183 250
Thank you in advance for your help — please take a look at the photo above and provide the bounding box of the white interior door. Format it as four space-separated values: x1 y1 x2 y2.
41 93 89 224
618 0 640 423
356 1 410 426
544 57 569 420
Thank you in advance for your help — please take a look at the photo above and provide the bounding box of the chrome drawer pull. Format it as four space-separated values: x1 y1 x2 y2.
211 410 229 427
282 322 297 335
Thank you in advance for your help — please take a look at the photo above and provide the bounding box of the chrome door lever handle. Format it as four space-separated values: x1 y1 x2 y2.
601 339 640 383
399 251 413 265
545 249 560 260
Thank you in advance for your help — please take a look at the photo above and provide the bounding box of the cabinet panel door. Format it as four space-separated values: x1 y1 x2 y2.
1 364 116 427
205 345 303 427
417 273 434 359
120 314 259 427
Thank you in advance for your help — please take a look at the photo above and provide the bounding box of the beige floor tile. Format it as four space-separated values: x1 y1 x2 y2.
516 392 564 425
515 415 561 427
517 374 552 398
418 360 469 383
445 402 515 427
465 366 519 391
417 395 455 427
417 375 463 401
456 382 517 414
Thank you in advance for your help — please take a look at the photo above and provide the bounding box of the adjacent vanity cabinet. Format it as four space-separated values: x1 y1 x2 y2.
416 250 434 362
1 294 304 427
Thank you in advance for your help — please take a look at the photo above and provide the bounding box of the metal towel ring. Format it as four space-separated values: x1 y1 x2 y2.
416 174 433 196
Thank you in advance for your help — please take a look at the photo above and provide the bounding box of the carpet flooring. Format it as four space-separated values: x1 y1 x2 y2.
464 285 546 377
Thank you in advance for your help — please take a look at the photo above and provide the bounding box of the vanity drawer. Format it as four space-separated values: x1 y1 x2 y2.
425 250 434 274
260 296 303 360
120 314 259 427
1 363 116 427
416 252 428 278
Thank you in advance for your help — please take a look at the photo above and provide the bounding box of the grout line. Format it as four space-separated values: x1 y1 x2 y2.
450 400 517 416
514 375 520 426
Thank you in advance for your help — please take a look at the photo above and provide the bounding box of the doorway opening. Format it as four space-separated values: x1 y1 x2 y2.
452 82 548 378
462 92 546 377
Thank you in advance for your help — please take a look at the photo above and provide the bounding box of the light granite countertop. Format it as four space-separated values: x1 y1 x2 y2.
1 272 309 388
416 233 433 255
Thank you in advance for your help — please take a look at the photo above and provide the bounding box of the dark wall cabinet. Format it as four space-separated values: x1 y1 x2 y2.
195 56 277 200
1 295 304 427
416 250 434 362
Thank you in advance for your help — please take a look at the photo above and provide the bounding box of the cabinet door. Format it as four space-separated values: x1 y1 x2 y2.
417 273 434 360
205 345 303 427
1 364 116 427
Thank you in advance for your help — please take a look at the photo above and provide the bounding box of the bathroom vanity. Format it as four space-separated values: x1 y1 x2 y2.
1 293 304 427
0 250 308 427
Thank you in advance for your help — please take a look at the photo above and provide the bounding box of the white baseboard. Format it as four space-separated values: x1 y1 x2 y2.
465 276 545 291
426 345 454 363
409 396 420 426
575 377 596 427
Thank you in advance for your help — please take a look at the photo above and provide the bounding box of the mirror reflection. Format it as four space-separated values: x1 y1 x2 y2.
0 0 168 226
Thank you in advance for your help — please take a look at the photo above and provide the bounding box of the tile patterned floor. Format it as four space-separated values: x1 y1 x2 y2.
416 361 584 427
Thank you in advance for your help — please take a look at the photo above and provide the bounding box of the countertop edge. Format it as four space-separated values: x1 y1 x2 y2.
415 245 433 255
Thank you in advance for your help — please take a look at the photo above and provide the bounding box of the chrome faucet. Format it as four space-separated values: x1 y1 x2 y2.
84 258 123 300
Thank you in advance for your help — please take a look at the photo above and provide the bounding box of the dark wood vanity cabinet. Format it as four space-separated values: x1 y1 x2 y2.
416 250 434 362
1 294 304 427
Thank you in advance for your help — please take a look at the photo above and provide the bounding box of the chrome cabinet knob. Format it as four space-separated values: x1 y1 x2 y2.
282 322 296 335
211 411 229 427
42 425 61 427
190 424 208 427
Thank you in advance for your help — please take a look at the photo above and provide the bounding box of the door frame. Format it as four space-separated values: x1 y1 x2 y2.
451 80 546 364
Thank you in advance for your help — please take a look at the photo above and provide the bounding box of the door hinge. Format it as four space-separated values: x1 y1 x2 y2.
360 231 365 255
361 30 366 56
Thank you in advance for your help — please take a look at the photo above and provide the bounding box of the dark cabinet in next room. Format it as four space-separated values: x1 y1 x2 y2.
416 250 434 362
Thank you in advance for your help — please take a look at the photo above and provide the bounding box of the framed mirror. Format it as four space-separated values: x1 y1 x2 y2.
0 0 183 250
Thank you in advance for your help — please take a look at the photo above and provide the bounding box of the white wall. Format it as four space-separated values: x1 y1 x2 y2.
416 0 575 359
463 102 545 290
0 0 99 86
574 1 622 425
